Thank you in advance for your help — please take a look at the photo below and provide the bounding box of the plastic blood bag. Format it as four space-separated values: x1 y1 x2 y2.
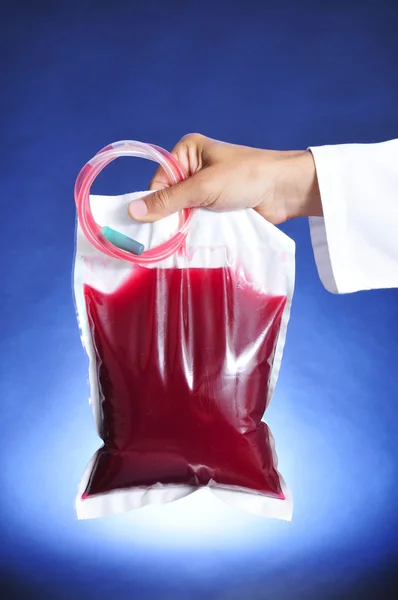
74 141 295 520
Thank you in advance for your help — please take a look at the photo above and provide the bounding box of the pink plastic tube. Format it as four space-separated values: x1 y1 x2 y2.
74 140 192 264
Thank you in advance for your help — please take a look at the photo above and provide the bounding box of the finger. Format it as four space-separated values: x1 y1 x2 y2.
128 170 212 223
149 134 206 191
149 165 172 191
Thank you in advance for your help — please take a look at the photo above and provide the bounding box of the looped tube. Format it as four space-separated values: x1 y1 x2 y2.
74 140 192 264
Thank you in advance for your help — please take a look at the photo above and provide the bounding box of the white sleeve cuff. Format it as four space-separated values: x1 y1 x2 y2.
309 140 398 294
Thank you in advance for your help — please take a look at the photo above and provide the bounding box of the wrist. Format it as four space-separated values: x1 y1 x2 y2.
282 150 322 221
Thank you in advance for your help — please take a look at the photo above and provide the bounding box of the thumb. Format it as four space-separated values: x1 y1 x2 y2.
128 172 209 222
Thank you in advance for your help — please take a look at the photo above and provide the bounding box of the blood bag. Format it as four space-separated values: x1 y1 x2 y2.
74 141 295 520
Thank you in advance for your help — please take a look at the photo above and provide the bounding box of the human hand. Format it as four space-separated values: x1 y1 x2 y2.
128 134 322 224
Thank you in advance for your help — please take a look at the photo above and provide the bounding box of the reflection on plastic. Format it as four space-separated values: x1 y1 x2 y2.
83 267 286 499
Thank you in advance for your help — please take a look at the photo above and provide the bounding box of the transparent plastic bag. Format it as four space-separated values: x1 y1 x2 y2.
74 141 295 520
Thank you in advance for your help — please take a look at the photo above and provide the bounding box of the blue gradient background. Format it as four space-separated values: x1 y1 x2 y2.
2 1 398 598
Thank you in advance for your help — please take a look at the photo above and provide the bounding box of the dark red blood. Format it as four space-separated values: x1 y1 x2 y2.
83 267 286 499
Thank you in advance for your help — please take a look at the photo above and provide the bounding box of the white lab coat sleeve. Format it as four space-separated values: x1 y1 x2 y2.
308 139 398 293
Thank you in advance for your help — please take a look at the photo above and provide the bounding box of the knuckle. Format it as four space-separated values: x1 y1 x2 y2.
195 175 215 207
151 188 171 213
181 132 204 145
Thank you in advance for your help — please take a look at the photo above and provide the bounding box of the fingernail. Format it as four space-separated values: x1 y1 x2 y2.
129 198 148 220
